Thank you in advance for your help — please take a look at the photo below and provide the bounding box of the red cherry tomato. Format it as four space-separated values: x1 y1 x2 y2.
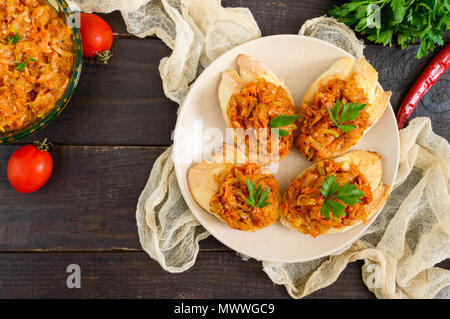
79 13 113 60
7 140 53 193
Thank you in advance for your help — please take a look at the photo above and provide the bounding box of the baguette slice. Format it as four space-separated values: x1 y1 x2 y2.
218 54 294 127
281 150 391 235
188 144 281 231
218 55 296 163
297 57 392 160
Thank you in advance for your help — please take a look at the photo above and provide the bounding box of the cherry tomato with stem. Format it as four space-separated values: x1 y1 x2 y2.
7 139 53 193
79 13 113 63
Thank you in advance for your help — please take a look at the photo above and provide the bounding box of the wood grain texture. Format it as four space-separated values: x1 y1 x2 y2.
18 40 449 146
21 39 178 146
365 45 450 137
0 252 374 299
101 1 450 41
0 145 161 250
99 0 333 37
0 144 224 251
0 0 448 299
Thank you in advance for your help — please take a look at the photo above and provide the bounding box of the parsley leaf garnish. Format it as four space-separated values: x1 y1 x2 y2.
271 128 290 139
15 58 37 71
245 178 271 209
329 0 449 58
6 32 21 45
269 114 299 139
319 175 365 220
327 100 366 133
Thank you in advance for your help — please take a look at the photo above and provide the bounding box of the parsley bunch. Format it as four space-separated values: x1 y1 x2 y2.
329 0 450 58
245 178 271 208
319 175 365 220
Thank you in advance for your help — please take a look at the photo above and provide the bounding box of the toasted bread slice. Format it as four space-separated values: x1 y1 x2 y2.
297 57 392 161
188 144 280 231
218 54 296 163
302 57 391 127
281 150 390 235
218 55 294 123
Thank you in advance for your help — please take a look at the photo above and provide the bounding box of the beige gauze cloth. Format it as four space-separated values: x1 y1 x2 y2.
68 0 450 298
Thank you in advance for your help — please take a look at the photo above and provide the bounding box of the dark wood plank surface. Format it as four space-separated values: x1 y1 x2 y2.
20 42 449 146
0 252 373 299
0 0 448 299
0 251 446 298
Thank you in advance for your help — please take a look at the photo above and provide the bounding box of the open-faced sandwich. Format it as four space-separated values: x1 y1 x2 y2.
295 57 392 161
188 144 281 231
281 150 390 238
218 54 298 163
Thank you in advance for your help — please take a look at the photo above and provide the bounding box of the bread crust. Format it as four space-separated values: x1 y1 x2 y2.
187 144 280 231
299 57 392 159
281 150 391 235
218 54 294 130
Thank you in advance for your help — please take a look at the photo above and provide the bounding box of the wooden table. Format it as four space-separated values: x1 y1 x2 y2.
0 0 448 299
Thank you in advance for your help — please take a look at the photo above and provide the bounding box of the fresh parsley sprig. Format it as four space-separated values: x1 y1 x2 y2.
329 0 449 59
6 32 21 45
319 175 365 220
269 114 299 139
327 100 366 133
245 178 271 208
15 58 37 71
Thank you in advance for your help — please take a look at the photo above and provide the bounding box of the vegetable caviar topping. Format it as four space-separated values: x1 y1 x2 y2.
228 79 297 160
282 159 373 237
210 163 279 231
0 0 74 132
295 77 370 161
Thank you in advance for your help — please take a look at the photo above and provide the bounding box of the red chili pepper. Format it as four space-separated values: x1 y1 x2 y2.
396 44 450 130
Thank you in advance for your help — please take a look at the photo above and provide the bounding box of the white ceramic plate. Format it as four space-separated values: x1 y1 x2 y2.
173 35 399 263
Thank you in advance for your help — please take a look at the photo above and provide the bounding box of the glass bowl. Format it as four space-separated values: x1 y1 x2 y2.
0 0 82 144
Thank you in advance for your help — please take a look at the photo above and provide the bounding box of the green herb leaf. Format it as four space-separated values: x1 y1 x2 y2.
326 200 347 217
96 50 113 64
245 178 271 208
391 0 407 23
336 124 357 133
271 128 289 139
269 114 298 139
328 0 450 59
269 115 299 128
319 175 340 198
256 186 271 208
333 182 365 205
319 174 365 220
320 201 331 220
327 100 366 133
245 179 255 204
6 32 21 45
15 58 37 71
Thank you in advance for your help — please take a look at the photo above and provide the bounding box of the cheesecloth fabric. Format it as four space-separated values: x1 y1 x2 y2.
68 0 450 298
